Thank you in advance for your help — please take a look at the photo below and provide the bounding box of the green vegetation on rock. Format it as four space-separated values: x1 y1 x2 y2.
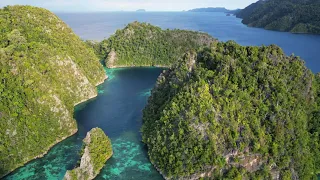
0 5 106 177
87 22 216 68
64 128 113 180
142 41 320 179
236 0 320 34
310 73 320 175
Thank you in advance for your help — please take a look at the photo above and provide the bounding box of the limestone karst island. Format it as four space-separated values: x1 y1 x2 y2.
1 0 320 179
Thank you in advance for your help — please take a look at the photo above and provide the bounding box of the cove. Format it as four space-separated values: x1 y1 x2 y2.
4 68 164 180
58 12 320 73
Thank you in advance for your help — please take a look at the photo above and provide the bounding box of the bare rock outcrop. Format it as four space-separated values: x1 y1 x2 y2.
64 128 113 180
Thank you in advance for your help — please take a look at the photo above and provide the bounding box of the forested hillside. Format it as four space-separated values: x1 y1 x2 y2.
142 41 320 179
0 5 106 177
236 0 320 34
87 22 216 68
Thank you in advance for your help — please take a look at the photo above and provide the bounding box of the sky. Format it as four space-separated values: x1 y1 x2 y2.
0 0 257 12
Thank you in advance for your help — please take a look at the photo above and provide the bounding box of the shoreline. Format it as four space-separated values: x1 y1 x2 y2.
2 75 108 179
241 22 320 35
107 64 169 69
1 128 79 179
152 163 169 180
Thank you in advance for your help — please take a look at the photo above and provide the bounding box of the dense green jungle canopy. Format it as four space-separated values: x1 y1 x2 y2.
142 41 320 179
237 0 320 34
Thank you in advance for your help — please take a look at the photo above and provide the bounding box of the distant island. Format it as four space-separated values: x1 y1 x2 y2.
136 9 146 12
236 0 320 34
188 7 241 14
188 7 228 12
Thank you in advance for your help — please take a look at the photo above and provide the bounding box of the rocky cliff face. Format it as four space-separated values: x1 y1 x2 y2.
0 6 106 177
64 128 113 180
106 50 117 68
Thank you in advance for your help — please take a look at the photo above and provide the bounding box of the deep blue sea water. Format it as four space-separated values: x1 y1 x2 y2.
57 12 320 72
5 12 320 180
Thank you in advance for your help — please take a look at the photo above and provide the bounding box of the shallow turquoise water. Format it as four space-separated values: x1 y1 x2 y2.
4 68 164 180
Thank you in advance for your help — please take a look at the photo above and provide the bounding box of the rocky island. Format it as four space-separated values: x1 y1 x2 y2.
136 9 146 12
64 128 113 180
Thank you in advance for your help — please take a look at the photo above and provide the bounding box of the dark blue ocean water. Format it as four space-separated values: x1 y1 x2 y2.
57 12 320 73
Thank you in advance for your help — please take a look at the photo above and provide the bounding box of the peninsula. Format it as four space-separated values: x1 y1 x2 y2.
0 5 106 177
236 0 320 34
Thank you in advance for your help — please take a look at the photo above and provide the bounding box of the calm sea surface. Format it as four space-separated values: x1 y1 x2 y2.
5 12 320 180
57 12 320 73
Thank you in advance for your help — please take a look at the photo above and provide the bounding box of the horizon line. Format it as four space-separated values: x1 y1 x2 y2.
1 5 241 13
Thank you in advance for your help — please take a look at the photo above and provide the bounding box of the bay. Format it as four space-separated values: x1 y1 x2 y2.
4 68 164 180
57 12 320 73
